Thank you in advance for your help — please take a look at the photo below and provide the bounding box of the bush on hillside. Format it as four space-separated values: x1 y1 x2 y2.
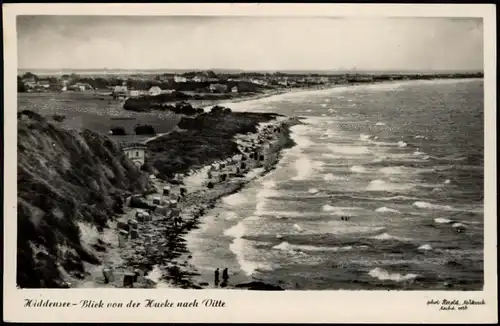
52 115 66 122
109 127 126 135
135 125 156 135
210 105 226 115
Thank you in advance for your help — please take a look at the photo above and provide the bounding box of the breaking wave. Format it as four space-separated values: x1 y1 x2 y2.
350 165 366 173
323 173 348 181
413 201 454 211
369 233 410 241
434 217 453 224
273 241 353 252
375 207 400 213
368 268 419 282
329 145 370 155
366 179 414 192
418 244 433 251
292 156 315 181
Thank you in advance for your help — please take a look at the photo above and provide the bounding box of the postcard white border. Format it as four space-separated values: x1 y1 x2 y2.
3 3 497 323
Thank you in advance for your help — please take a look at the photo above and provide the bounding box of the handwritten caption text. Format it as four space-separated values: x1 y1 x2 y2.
427 299 486 311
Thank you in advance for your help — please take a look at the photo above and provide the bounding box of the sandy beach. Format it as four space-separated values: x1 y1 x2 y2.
72 113 299 289
192 83 343 110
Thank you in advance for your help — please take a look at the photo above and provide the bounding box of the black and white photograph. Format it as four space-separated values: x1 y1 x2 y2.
3 3 497 324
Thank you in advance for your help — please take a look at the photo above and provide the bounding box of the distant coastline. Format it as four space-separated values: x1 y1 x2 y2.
18 68 484 77
193 76 484 111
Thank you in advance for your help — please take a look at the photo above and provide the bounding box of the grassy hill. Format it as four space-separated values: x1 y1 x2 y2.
17 110 152 288
146 110 282 179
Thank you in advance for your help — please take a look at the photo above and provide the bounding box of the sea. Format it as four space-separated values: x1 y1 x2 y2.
186 79 484 290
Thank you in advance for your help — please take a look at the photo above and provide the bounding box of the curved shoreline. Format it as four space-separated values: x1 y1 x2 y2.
197 77 483 111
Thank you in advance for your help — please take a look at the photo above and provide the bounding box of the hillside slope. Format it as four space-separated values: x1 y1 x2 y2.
17 110 151 288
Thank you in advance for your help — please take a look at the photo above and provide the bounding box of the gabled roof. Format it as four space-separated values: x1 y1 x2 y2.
122 143 148 150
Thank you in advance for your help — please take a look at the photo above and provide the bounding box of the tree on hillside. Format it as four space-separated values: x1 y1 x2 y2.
22 72 38 81
182 71 197 78
206 70 217 78
17 76 27 92
210 106 225 115
210 105 231 115
48 76 59 84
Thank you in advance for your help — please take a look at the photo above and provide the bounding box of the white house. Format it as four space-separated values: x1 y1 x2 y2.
192 75 208 82
250 79 269 86
209 83 228 93
129 90 140 97
231 86 238 93
113 86 128 99
148 86 162 96
122 144 147 169
174 75 188 83
38 80 51 89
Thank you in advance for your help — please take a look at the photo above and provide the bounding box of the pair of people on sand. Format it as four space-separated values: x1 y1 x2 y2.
173 215 182 226
214 268 229 287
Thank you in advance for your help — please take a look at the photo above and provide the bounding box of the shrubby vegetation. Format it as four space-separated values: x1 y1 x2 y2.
110 127 127 135
124 96 205 116
52 114 66 122
147 108 281 179
17 111 151 288
123 92 191 112
135 125 156 135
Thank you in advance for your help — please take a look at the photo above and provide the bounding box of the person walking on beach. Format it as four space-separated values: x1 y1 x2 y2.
214 268 220 287
220 267 229 288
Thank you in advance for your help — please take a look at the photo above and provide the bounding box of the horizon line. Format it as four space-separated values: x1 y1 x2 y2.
18 68 484 73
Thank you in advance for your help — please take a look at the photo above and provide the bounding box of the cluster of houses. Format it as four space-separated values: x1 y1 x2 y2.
208 83 241 93
20 76 58 92
20 75 95 92
111 84 175 99
19 70 376 96
111 83 243 99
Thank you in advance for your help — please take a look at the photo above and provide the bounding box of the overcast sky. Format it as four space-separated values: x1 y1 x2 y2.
17 16 483 72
